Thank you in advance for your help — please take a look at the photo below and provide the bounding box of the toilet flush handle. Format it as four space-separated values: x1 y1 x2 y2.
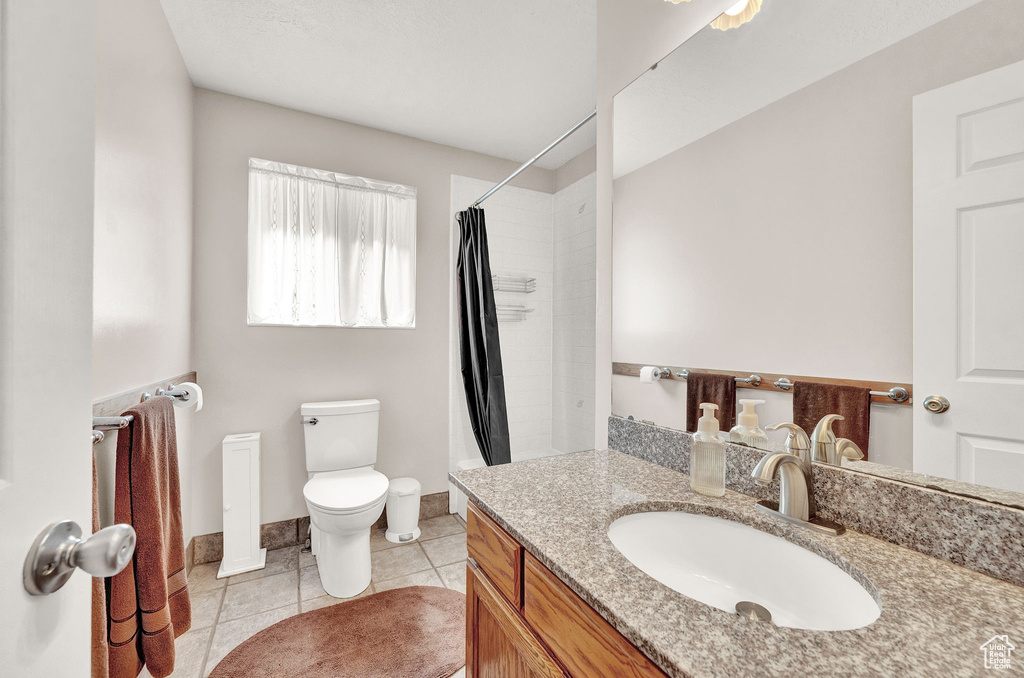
302 417 318 426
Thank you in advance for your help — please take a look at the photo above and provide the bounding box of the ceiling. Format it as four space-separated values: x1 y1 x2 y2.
614 0 985 178
159 0 596 170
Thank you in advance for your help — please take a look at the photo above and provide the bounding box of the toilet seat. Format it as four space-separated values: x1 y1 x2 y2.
304 468 389 515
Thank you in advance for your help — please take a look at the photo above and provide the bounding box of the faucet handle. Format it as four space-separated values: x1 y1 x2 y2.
811 414 844 442
836 438 864 462
766 422 811 464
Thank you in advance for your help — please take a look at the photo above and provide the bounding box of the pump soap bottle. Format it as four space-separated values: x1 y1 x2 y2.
691 402 726 497
730 399 770 450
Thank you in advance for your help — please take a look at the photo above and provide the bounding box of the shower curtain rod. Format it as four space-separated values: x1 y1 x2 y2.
469 109 597 209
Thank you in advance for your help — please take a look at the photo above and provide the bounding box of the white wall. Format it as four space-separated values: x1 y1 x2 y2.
595 0 737 449
191 90 554 537
93 0 196 540
609 0 1024 469
552 173 597 452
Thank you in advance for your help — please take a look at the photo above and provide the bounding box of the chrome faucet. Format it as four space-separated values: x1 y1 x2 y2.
751 421 846 536
811 414 864 465
754 423 815 522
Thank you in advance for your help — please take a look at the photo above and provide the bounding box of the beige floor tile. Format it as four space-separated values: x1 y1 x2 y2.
436 562 467 593
370 543 431 581
219 570 298 622
374 568 444 592
189 589 224 631
169 625 213 678
448 668 467 678
418 514 466 541
369 526 401 552
421 533 467 567
301 585 375 612
299 548 315 569
204 604 298 676
226 545 298 585
299 564 326 601
187 563 226 596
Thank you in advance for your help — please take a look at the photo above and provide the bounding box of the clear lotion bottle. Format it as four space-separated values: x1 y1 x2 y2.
691 402 726 497
729 399 770 450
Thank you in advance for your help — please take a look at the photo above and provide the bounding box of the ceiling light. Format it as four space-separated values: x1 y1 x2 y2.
710 0 761 30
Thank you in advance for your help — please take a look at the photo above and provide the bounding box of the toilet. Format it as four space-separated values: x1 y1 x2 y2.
301 399 388 598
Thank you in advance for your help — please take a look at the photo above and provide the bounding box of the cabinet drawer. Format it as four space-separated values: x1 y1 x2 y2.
467 501 523 607
523 552 669 678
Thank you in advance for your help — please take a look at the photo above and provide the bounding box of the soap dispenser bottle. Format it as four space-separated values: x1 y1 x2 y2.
730 399 770 450
691 402 726 497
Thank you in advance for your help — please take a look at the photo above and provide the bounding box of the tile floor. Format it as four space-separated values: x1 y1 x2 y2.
145 514 468 678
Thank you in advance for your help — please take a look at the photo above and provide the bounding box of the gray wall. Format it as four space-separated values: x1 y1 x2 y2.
93 0 196 539
191 90 556 536
609 0 1024 469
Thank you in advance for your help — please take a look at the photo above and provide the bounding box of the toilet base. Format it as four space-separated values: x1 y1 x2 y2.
316 527 372 598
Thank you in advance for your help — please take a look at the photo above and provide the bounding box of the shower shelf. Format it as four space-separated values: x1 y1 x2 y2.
495 304 535 323
492 274 537 294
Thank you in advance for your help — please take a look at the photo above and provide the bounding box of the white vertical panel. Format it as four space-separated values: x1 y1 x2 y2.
218 433 266 577
914 58 1024 489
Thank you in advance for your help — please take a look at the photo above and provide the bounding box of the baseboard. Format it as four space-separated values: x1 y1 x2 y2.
189 490 450 567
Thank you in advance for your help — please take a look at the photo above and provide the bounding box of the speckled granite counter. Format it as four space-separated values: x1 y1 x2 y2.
450 450 1024 678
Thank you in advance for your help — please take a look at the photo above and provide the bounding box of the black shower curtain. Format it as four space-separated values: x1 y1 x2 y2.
456 207 512 466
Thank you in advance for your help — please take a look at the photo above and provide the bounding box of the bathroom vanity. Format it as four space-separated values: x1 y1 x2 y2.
465 500 667 678
452 442 1024 677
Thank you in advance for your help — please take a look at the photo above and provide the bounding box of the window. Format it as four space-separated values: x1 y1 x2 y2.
247 158 417 327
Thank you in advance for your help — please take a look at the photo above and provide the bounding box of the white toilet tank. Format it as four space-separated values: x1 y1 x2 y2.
301 399 380 473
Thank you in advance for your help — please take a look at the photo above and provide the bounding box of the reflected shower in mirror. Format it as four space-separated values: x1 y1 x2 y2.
611 0 1024 507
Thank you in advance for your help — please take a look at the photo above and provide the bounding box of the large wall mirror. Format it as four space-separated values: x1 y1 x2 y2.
611 0 1024 505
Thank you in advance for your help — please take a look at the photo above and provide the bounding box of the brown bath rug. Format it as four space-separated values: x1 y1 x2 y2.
209 586 466 678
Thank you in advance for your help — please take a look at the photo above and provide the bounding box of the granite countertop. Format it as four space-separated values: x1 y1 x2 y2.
450 449 1024 678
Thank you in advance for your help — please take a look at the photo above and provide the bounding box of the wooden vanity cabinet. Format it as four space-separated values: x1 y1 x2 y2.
466 500 669 678
466 560 568 678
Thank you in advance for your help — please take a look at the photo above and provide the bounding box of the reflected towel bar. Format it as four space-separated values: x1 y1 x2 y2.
613 363 913 405
771 377 909 403
675 369 762 387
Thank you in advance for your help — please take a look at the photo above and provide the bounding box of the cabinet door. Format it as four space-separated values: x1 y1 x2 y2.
467 562 567 678
523 553 669 678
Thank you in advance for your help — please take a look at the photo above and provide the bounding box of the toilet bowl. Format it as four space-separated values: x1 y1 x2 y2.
304 467 389 598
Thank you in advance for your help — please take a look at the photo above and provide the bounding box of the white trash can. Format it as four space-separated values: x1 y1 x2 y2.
385 477 421 544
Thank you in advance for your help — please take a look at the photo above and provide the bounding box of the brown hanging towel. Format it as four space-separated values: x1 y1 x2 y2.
685 372 737 433
107 397 191 678
793 381 872 459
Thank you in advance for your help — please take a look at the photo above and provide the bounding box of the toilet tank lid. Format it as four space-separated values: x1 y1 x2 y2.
301 399 380 416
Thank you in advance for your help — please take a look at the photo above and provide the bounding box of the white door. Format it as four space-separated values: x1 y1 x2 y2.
0 1 98 675
913 59 1024 491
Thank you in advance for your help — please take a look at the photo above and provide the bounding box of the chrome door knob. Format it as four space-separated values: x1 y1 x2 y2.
23 520 136 595
923 395 950 413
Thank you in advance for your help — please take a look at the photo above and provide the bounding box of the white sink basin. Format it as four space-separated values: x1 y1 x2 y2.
608 511 881 631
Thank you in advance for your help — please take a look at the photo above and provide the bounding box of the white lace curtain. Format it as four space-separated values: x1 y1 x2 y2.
247 158 417 327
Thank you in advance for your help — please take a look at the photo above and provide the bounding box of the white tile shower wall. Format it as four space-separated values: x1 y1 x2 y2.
552 173 597 453
450 176 556 468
